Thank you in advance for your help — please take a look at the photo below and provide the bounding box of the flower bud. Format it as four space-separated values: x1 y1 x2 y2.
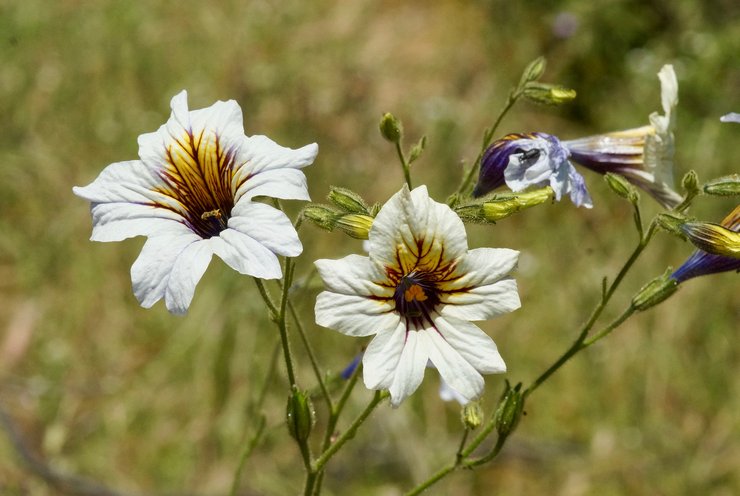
631 270 679 311
481 187 554 221
328 187 370 215
286 386 315 443
335 214 374 240
680 221 740 258
379 112 402 143
302 204 339 231
703 174 740 196
493 383 524 438
461 401 483 430
681 170 700 195
522 82 576 105
604 173 639 203
520 56 547 85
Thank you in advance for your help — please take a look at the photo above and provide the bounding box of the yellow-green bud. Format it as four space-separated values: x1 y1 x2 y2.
379 112 402 143
680 221 740 258
522 82 576 105
303 204 339 231
482 187 554 221
681 170 700 195
494 384 524 438
703 174 740 196
520 56 547 86
604 173 638 203
631 271 679 311
461 401 483 430
286 386 315 443
328 187 370 215
335 214 374 240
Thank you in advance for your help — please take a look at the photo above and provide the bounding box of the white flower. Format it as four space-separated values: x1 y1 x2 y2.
74 91 318 314
720 112 740 124
564 64 681 208
314 185 520 407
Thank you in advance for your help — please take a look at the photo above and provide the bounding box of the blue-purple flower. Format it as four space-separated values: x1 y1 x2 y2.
474 132 592 208
474 65 681 209
671 205 740 282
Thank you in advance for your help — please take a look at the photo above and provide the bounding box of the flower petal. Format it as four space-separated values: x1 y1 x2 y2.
229 201 302 257
237 168 310 203
426 329 484 403
369 185 467 271
87 204 185 242
210 228 282 279
434 315 506 374
441 247 518 286
314 255 390 296
164 240 214 314
441 277 520 321
388 330 430 407
315 292 398 337
131 225 205 311
363 321 407 389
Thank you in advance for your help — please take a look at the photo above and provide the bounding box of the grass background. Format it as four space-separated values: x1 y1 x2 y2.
1 0 738 494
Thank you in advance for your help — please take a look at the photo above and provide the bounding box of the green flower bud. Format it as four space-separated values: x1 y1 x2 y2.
303 204 339 231
631 270 679 311
681 170 700 195
328 187 370 215
522 82 576 105
520 56 547 86
680 221 740 258
493 383 524 438
379 112 402 143
604 173 639 203
703 174 740 196
286 386 315 443
461 401 483 430
335 214 374 240
481 187 554 221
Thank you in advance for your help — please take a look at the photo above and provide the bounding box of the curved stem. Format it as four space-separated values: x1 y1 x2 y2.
395 141 413 189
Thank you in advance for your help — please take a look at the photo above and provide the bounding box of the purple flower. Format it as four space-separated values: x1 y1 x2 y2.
672 205 740 282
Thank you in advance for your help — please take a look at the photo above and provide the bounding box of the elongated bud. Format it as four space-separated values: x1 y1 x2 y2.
481 187 554 221
286 386 315 442
680 221 740 258
604 173 639 203
335 214 374 240
681 170 700 195
303 204 339 231
461 401 483 430
328 187 370 215
703 174 740 196
522 82 576 105
494 383 524 438
632 270 679 311
520 56 547 86
379 112 402 143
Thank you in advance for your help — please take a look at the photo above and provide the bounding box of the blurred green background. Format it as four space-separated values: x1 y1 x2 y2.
1 0 738 494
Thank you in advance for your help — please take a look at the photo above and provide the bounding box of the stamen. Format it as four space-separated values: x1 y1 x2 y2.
201 209 222 220
404 284 428 302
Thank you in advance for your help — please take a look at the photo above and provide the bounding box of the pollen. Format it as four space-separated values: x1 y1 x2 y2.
404 284 428 302
201 209 222 220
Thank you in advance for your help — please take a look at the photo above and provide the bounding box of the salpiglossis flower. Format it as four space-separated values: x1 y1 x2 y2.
74 91 318 314
314 185 520 407
672 205 740 282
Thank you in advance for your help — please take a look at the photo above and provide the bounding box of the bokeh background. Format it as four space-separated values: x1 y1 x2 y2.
1 0 738 494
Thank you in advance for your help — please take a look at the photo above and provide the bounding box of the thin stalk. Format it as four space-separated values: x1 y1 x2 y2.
395 141 413 189
277 258 297 387
288 300 333 411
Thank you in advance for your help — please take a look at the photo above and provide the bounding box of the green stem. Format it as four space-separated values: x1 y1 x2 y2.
288 299 333 410
582 306 635 348
457 90 521 197
278 258 297 387
395 141 413 189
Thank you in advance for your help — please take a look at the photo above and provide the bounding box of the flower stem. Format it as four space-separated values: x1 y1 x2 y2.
395 141 413 189
288 300 333 411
